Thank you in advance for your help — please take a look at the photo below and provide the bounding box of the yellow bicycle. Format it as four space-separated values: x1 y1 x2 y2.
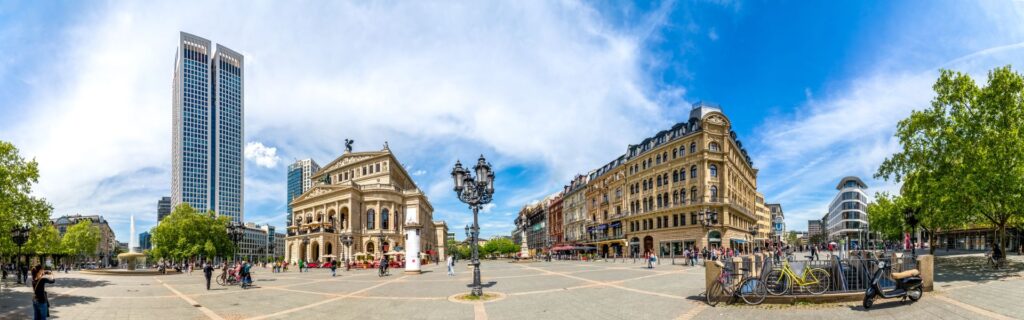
764 258 830 295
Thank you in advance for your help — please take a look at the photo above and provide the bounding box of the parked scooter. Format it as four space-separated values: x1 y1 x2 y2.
863 254 922 309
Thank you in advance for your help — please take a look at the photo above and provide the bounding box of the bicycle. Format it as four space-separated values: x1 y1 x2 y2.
706 261 767 306
986 252 1006 270
764 257 830 295
216 271 239 286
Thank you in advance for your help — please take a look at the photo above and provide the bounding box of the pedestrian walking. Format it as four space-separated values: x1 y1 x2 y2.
447 255 455 276
330 260 338 277
203 261 213 290
31 265 54 320
299 259 305 273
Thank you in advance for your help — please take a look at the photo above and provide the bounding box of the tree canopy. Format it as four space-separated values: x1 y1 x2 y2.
0 140 53 256
150 204 233 262
62 220 101 258
877 66 1024 251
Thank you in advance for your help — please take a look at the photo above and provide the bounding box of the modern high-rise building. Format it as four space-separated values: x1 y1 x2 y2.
287 158 321 226
157 196 171 222
171 31 245 222
808 220 823 238
826 176 870 248
138 231 152 250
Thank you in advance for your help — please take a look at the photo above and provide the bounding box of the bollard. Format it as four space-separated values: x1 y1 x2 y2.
917 255 934 292
705 259 723 294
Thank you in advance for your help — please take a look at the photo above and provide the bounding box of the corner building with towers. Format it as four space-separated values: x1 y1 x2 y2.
171 31 245 222
577 102 766 257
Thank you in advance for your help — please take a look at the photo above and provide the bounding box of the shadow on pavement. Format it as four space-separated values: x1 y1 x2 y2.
0 291 100 319
467 281 497 289
934 256 1024 283
50 278 111 289
850 299 920 312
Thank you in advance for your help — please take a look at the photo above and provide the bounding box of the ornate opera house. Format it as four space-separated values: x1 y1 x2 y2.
285 142 447 273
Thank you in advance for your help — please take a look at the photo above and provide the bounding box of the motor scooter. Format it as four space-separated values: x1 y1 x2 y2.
863 255 922 309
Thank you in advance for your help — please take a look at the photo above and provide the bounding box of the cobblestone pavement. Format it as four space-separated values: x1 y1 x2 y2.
0 255 1021 320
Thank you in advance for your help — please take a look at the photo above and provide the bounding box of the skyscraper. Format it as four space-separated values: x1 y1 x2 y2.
171 31 245 222
157 196 171 222
286 158 320 226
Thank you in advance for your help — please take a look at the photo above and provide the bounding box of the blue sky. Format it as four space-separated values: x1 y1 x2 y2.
2 1 1023 244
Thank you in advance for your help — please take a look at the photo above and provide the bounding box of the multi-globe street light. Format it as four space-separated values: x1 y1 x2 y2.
451 155 495 297
227 221 244 262
339 233 353 269
697 209 717 250
904 208 918 259
11 224 30 284
749 225 760 252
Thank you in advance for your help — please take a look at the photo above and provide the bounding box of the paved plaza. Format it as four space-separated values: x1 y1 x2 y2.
1 255 1022 320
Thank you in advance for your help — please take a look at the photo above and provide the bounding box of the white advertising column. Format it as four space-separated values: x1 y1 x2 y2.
404 206 422 274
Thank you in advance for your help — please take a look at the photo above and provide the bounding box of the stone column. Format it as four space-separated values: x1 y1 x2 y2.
404 205 422 274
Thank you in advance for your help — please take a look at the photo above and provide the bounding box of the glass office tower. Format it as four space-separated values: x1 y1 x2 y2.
172 32 244 222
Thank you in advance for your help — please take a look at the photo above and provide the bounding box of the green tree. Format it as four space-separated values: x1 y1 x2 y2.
785 231 798 245
150 204 232 262
62 220 101 264
0 141 53 258
26 224 63 257
878 66 1024 253
867 192 908 241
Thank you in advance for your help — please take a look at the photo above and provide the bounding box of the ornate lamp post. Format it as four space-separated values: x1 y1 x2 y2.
749 225 760 253
378 230 387 255
904 208 918 259
11 224 30 284
227 221 244 262
451 155 495 297
340 234 353 270
697 209 717 248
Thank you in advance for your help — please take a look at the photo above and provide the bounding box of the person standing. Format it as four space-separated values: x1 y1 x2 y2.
31 265 54 320
330 260 338 277
446 255 455 276
203 261 214 290
298 259 305 273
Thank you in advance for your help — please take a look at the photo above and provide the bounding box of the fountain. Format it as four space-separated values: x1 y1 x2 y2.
85 214 158 275
117 215 147 270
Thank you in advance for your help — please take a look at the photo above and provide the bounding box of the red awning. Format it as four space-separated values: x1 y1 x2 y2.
551 245 574 251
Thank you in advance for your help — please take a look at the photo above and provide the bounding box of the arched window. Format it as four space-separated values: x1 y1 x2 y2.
690 142 697 154
710 186 719 202
680 168 686 181
656 154 661 164
656 176 662 187
710 164 718 177
709 142 720 152
690 187 697 202
672 149 677 159
672 170 678 182
664 173 669 184
690 165 698 178
679 146 686 156
680 189 687 204
381 208 389 230
366 209 376 230
662 152 667 161
672 190 678 204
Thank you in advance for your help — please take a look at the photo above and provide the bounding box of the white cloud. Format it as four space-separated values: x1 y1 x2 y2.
411 170 426 176
245 141 280 168
708 28 718 41
0 1 678 240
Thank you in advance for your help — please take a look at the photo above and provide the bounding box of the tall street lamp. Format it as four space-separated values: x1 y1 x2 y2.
749 225 760 253
340 234 353 270
227 221 244 262
697 209 717 249
451 155 495 297
904 208 918 259
11 224 30 284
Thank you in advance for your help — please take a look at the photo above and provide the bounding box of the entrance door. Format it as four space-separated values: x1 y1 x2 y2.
643 236 654 255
